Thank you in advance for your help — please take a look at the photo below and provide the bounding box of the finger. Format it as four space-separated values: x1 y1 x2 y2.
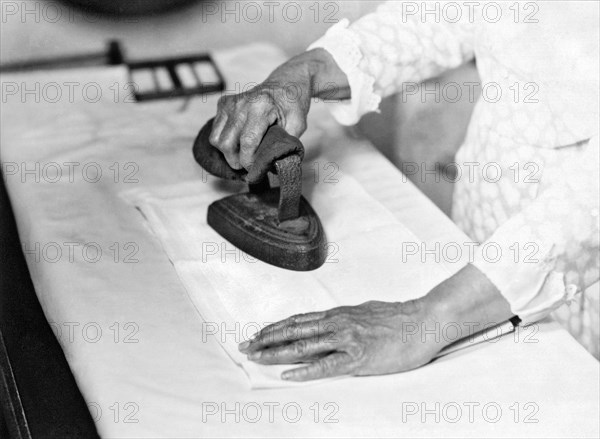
239 311 329 353
281 352 354 381
218 114 247 170
209 99 230 147
282 110 307 137
239 110 276 169
257 311 328 341
244 319 332 353
248 336 337 365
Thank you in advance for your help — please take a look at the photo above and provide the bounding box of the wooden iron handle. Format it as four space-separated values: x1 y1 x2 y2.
192 117 305 221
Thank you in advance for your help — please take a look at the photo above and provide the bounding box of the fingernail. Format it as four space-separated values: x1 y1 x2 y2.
238 341 250 352
281 371 292 380
249 332 259 341
248 351 261 361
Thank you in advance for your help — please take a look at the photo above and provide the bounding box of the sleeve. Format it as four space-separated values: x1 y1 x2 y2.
472 136 600 325
307 1 476 125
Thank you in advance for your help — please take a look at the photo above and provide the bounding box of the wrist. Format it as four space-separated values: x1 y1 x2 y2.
399 299 455 351
303 48 351 99
419 264 514 333
264 49 350 100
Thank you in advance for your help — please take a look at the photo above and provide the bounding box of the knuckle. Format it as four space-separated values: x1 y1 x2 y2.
219 95 239 112
321 320 339 337
209 131 220 147
282 323 298 342
243 88 260 104
217 95 229 109
252 90 275 107
287 322 299 335
234 97 246 109
320 358 336 375
293 340 308 356
239 131 261 148
296 118 307 133
346 342 364 360
334 313 351 327
219 141 235 153
337 326 353 342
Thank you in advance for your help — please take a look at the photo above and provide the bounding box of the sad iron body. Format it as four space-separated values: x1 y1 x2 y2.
193 118 327 271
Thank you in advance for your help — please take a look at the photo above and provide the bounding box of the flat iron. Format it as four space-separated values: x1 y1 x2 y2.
193 118 327 271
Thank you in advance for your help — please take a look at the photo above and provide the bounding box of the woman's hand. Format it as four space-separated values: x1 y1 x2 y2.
239 300 447 382
209 49 350 170
239 264 514 382
209 77 311 171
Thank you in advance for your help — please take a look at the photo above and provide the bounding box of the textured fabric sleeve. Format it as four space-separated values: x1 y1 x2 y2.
307 1 476 125
472 136 600 325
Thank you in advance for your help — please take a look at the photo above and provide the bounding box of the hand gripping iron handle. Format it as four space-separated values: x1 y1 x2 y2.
192 117 305 222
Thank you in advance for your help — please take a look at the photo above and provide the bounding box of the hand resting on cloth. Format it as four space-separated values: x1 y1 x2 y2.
239 264 513 382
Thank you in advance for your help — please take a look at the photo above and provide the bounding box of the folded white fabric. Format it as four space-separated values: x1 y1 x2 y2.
121 172 451 388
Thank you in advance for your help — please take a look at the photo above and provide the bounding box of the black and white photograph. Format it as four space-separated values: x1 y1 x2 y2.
1 1 598 438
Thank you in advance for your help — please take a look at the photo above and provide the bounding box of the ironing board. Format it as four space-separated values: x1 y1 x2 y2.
0 43 598 438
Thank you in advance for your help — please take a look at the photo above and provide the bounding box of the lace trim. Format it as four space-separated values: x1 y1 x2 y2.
472 233 572 326
308 19 381 125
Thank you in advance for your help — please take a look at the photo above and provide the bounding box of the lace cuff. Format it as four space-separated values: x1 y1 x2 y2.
472 218 578 326
307 19 381 125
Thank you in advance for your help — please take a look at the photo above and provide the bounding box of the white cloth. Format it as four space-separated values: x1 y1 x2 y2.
121 172 451 388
